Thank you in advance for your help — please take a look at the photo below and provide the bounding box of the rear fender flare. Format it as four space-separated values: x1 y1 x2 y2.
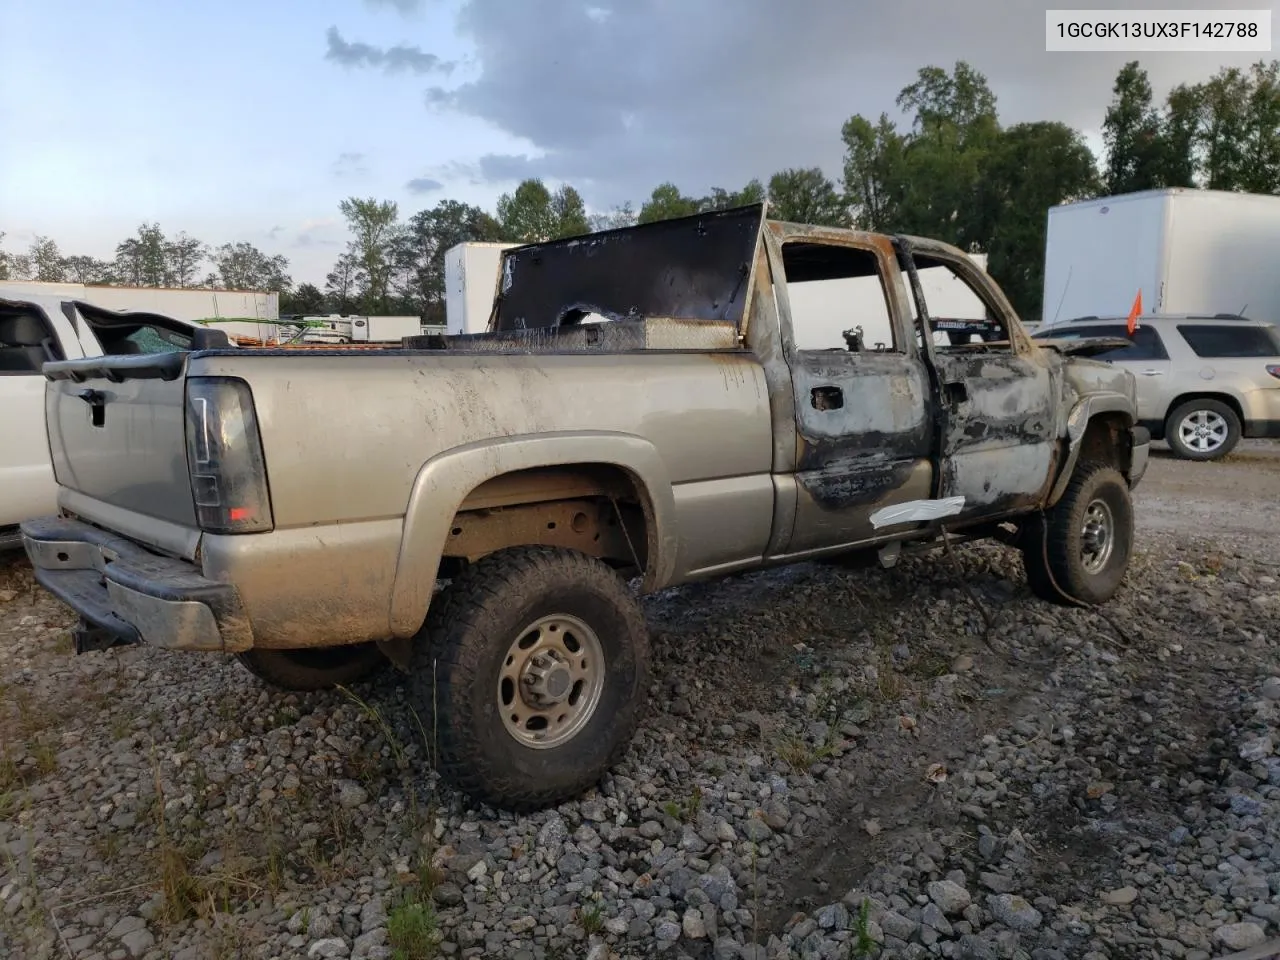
387 431 676 638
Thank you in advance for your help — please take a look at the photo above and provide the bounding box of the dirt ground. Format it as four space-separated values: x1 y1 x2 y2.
1138 440 1280 549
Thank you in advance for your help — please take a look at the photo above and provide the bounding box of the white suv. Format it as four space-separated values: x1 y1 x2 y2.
1034 314 1280 460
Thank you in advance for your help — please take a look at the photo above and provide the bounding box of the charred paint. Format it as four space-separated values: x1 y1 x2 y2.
491 205 764 331
796 450 919 510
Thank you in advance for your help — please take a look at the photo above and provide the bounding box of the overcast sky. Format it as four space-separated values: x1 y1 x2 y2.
2 0 1274 286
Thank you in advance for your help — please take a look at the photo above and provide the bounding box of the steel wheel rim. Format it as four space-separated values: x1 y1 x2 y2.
1080 497 1115 574
498 614 605 749
1178 410 1228 453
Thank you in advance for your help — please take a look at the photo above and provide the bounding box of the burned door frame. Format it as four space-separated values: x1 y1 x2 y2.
762 223 939 556
895 238 1060 521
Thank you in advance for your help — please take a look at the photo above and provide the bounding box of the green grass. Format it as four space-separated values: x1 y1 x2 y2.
662 785 704 823
578 900 603 936
850 898 874 958
30 740 57 777
388 899 438 960
775 732 843 773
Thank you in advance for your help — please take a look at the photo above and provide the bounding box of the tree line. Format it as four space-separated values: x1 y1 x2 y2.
4 59 1278 323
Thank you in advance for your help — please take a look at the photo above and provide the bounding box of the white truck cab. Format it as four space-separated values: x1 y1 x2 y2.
1 295 205 549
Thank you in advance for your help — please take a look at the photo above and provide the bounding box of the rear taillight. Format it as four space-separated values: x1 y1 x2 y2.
1267 364 1280 380
185 377 273 534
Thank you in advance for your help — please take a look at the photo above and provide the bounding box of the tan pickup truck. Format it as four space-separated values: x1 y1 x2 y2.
21 205 1148 810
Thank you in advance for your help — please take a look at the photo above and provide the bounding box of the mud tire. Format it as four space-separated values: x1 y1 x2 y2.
411 546 650 812
1022 461 1133 606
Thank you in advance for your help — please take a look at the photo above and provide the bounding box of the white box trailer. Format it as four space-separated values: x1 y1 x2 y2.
1042 188 1280 326
280 314 424 343
0 281 278 322
445 242 520 335
351 315 421 342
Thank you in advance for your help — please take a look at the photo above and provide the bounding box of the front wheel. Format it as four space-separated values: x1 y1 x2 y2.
411 546 650 811
1165 399 1240 461
1022 461 1134 606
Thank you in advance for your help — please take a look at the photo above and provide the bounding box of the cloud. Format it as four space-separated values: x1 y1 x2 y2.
267 225 285 240
325 26 453 75
365 0 427 12
406 176 444 193
476 153 545 183
332 151 370 178
402 0 1267 206
294 217 343 249
404 159 490 187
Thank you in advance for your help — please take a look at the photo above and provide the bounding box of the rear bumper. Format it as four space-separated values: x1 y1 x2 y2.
20 516 252 653
1129 425 1151 489
1244 419 1280 439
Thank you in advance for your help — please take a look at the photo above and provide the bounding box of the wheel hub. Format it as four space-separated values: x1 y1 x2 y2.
522 651 574 705
498 614 606 749
1178 410 1227 453
1080 498 1115 574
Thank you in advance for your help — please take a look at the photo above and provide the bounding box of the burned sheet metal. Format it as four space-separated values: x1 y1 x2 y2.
491 205 765 332
797 452 921 511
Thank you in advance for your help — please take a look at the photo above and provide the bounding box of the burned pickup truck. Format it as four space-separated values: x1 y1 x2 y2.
22 205 1148 810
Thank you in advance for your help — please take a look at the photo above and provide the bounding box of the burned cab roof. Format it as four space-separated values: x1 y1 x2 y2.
489 204 765 332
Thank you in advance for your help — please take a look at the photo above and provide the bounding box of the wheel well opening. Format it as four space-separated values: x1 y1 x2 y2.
1078 413 1131 471
1166 392 1243 426
443 465 651 575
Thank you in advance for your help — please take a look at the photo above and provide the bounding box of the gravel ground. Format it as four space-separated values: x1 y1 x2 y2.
3 447 1280 960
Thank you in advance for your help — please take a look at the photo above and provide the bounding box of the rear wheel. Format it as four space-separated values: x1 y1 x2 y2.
1022 461 1133 606
411 546 650 811
1165 399 1240 461
238 643 388 691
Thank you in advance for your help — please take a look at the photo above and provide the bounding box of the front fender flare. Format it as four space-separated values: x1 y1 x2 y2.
387 431 677 638
1046 392 1135 508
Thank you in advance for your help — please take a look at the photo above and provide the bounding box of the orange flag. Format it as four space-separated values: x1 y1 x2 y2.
1126 289 1143 336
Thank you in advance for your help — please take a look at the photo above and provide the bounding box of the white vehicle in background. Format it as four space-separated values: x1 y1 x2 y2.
1043 188 1280 324
1034 313 1280 461
1 295 217 549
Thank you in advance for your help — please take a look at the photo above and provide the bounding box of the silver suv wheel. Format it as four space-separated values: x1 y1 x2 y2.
1165 399 1241 461
1175 409 1229 455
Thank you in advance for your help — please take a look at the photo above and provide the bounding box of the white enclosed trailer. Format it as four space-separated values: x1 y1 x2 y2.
1042 188 1280 326
445 242 520 335
351 315 422 342
281 315 424 343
